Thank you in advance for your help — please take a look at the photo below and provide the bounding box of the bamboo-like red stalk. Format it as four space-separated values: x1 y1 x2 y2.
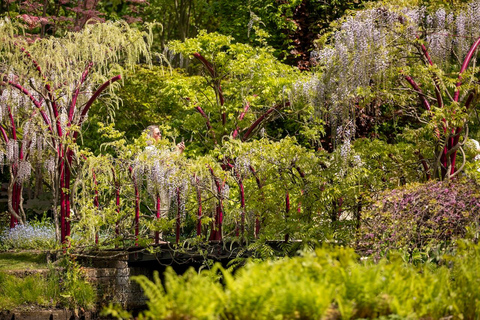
208 166 223 241
242 102 290 141
194 175 202 236
69 62 93 122
418 153 431 180
0 125 8 143
193 53 215 77
232 103 250 139
73 75 122 141
192 53 225 127
128 166 140 246
176 187 181 244
418 42 443 109
450 93 475 172
155 193 161 244
294 166 306 214
285 191 290 242
112 168 120 240
92 170 99 244
4 80 54 134
195 106 217 144
454 36 480 102
403 75 431 111
249 165 263 238
60 159 65 242
448 37 480 174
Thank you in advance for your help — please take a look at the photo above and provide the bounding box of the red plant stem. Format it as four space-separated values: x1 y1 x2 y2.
238 177 245 238
193 53 215 77
65 162 71 241
403 75 431 111
285 191 290 242
418 153 431 180
195 175 202 236
0 125 8 143
454 36 480 102
242 102 290 141
10 183 18 228
195 106 217 144
17 45 45 80
4 80 54 135
192 53 225 127
208 166 223 241
294 166 306 213
418 42 443 108
72 75 122 141
69 62 93 122
60 159 65 243
155 193 161 244
129 166 140 246
112 168 120 239
403 73 449 176
16 46 61 121
232 103 250 139
176 187 181 245
6 106 17 141
92 170 99 244
249 165 263 238
448 37 480 174
450 92 476 172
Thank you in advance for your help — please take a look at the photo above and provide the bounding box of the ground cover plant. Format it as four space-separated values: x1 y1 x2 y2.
0 252 48 271
0 254 95 311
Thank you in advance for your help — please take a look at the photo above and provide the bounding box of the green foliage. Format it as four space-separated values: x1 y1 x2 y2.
0 256 94 311
0 272 51 310
0 252 48 271
55 255 96 309
106 243 480 319
166 31 306 148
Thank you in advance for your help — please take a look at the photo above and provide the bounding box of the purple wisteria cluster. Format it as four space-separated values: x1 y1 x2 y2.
0 222 56 249
294 1 480 146
358 179 480 258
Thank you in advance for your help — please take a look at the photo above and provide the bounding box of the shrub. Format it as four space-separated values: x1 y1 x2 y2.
0 222 56 250
105 244 480 319
357 179 480 260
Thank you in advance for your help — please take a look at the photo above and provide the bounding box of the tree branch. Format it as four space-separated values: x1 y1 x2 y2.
242 102 290 141
72 74 121 141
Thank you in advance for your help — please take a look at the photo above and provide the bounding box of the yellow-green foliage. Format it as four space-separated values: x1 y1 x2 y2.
0 266 95 311
115 244 480 319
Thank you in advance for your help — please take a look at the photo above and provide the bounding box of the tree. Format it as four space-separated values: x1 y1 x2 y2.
0 20 151 242
301 0 480 180
0 0 146 38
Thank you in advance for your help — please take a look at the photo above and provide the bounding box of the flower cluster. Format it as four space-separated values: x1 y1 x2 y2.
358 179 480 259
0 222 56 249
299 1 480 145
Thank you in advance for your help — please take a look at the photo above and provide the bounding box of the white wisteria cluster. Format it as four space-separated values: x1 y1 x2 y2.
135 146 190 213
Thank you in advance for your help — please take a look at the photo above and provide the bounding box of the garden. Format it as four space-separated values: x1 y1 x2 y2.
2 0 480 318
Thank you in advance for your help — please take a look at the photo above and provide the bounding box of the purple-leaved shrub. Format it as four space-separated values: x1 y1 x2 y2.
358 179 480 259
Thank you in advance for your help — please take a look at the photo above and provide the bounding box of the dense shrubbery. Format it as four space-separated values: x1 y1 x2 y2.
358 179 480 260
104 243 480 319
